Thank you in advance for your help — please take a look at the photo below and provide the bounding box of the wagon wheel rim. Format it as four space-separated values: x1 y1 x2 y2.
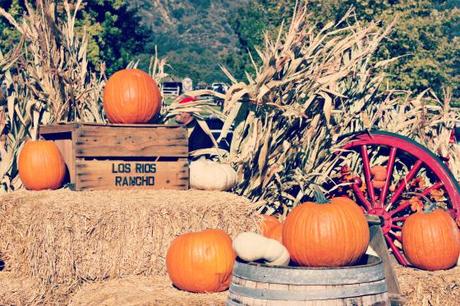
340 130 460 266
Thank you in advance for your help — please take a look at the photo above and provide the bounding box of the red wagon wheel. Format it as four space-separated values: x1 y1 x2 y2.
339 130 460 266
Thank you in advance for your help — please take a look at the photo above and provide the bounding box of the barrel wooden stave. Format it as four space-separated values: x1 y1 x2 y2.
228 255 389 306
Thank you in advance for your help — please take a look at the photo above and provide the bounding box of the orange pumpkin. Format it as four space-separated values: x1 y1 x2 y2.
402 208 460 271
166 229 235 293
103 69 161 123
265 222 283 243
283 195 369 267
259 215 281 236
18 140 66 190
371 166 387 181
259 215 283 243
372 180 385 189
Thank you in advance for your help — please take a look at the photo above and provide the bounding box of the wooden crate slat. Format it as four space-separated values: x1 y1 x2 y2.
54 138 75 184
75 159 189 190
38 123 189 191
39 123 79 134
75 125 188 158
80 123 181 128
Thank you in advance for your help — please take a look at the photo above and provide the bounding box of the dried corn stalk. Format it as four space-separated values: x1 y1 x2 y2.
0 0 104 191
167 2 459 213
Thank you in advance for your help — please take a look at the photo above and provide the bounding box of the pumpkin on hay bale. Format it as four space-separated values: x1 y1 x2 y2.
18 140 66 191
166 229 235 293
189 159 237 191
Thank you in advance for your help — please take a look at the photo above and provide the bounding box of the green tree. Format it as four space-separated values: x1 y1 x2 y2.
0 0 148 75
231 0 460 101
0 0 23 52
75 0 148 74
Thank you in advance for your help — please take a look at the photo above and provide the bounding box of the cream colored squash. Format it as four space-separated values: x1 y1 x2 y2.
233 232 290 266
190 159 237 191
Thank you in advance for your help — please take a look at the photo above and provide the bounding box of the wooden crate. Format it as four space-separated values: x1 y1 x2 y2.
39 123 189 191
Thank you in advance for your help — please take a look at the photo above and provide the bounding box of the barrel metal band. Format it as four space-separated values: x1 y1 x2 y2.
233 261 385 285
229 279 388 301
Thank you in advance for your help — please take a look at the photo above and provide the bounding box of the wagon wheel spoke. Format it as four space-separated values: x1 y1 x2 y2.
392 216 409 223
351 178 372 211
419 181 443 197
387 159 423 209
379 147 397 206
389 231 402 243
384 233 409 266
389 200 411 217
359 145 377 207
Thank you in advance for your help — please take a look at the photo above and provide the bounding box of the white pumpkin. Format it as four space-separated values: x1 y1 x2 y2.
233 232 290 266
189 158 237 191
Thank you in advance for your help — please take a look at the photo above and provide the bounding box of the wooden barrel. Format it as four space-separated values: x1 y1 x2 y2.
228 255 389 306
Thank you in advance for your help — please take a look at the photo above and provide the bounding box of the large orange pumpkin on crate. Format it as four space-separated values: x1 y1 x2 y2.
103 69 161 123
166 229 235 293
402 208 460 271
283 192 369 267
18 140 66 190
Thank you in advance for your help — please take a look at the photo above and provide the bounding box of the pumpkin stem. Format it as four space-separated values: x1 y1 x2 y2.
405 192 437 213
312 185 330 204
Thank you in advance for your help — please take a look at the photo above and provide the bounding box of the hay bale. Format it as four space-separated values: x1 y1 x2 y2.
69 276 227 306
0 190 258 287
395 265 460 306
0 273 44 305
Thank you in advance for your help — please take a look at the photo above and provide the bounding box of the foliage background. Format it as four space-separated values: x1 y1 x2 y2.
0 0 459 103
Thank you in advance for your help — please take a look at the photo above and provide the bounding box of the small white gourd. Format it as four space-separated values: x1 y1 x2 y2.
232 232 290 266
190 159 237 191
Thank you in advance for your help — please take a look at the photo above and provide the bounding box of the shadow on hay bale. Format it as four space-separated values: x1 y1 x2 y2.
69 276 226 306
0 190 258 290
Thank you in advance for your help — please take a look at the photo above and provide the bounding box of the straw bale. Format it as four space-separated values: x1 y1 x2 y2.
0 273 44 305
0 189 258 287
395 265 460 306
69 276 226 306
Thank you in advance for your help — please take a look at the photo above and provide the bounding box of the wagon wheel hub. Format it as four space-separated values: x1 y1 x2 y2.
368 208 392 234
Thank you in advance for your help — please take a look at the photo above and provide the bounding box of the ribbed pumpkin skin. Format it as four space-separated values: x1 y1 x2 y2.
283 197 369 267
103 69 161 123
166 229 235 293
18 140 66 190
402 209 460 271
